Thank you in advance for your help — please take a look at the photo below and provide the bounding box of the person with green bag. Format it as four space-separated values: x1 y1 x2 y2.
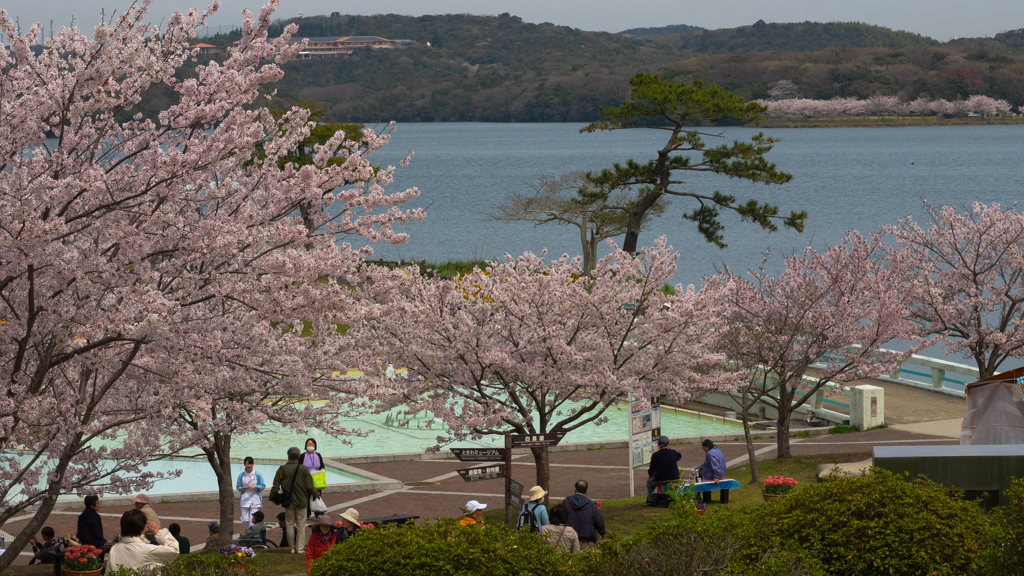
302 438 327 517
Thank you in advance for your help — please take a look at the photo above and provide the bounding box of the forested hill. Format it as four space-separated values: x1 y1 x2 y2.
252 13 683 122
618 23 704 38
183 14 1024 123
676 20 938 53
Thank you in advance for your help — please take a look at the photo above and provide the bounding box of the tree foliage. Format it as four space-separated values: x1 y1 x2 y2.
350 238 731 492
487 171 665 274
713 232 921 459
584 73 804 253
0 0 421 566
887 202 1024 379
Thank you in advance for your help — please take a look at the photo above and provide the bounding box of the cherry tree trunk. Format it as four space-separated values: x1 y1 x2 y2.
530 446 551 506
741 413 761 484
203 432 236 548
775 408 794 459
0 449 74 571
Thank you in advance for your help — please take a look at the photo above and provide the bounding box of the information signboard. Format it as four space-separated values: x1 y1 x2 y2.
450 448 507 462
456 464 504 482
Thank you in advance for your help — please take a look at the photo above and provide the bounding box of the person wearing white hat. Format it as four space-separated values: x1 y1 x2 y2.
459 500 487 526
333 508 362 545
517 486 550 532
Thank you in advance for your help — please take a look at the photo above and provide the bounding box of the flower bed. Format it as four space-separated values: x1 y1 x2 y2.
762 475 798 495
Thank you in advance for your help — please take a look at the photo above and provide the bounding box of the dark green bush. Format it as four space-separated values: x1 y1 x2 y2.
579 511 820 576
757 468 992 576
986 477 1024 576
105 552 254 576
309 518 575 576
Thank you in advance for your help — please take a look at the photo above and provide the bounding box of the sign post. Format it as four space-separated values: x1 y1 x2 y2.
628 389 662 497
451 433 565 529
504 435 514 528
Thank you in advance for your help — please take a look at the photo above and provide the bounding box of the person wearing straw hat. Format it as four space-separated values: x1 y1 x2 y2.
459 500 487 526
517 486 550 533
333 508 363 545
305 514 336 571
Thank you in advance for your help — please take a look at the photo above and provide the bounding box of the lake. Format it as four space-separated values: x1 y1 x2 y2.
355 123 1024 290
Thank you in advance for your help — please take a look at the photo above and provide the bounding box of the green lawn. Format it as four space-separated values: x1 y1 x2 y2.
124 452 872 576
483 452 873 538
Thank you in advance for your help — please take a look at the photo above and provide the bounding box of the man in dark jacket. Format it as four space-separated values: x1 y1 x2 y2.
646 435 681 505
270 446 316 554
562 480 605 548
77 495 107 550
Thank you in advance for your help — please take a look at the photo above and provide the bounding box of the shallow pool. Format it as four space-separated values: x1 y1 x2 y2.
132 460 363 497
219 402 741 459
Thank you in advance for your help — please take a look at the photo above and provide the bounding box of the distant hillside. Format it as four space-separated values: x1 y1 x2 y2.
679 20 938 53
250 13 683 122
177 15 1024 123
946 28 1024 55
617 23 704 38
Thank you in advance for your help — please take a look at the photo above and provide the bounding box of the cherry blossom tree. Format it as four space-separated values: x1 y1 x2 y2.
757 96 1012 120
350 238 732 494
713 231 921 461
0 0 421 564
887 202 1024 379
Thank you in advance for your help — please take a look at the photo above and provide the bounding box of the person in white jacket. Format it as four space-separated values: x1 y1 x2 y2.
108 509 179 571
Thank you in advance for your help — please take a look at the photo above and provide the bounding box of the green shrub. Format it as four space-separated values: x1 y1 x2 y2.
754 468 992 576
309 518 574 576
105 552 255 576
827 424 860 434
986 477 1024 576
580 511 819 576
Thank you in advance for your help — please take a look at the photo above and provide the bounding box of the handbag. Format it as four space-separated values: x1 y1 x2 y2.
311 470 327 490
270 465 299 507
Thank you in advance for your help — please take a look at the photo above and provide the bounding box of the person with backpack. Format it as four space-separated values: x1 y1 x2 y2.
270 446 315 554
517 485 549 533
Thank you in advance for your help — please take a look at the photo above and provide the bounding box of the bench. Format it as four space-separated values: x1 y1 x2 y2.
359 514 419 527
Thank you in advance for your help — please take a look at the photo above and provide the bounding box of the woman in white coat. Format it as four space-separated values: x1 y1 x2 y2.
236 456 266 530
107 509 179 571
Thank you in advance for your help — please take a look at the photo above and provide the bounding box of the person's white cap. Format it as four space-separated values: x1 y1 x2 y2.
465 500 488 513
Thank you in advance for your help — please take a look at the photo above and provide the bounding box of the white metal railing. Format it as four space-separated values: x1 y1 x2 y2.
813 348 978 398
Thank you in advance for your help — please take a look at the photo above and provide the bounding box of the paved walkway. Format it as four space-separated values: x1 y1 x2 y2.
3 379 968 565
1 425 957 565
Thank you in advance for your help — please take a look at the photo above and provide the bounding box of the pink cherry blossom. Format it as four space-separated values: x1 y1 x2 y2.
713 231 923 464
886 202 1024 379
0 0 421 564
348 237 734 492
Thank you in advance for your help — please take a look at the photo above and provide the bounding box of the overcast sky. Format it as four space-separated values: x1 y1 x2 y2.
3 0 1022 42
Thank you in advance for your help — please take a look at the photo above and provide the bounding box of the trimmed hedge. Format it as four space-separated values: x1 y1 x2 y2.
746 468 993 576
309 518 574 576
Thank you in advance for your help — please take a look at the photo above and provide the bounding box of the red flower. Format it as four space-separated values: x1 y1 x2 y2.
79 558 87 564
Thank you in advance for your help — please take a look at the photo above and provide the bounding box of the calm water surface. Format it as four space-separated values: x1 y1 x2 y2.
352 123 1024 370
356 123 1024 288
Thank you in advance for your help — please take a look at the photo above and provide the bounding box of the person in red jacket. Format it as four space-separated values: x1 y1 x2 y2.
305 515 335 573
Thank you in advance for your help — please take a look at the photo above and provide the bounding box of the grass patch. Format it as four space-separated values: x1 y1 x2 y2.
791 430 813 438
480 453 871 539
828 424 860 434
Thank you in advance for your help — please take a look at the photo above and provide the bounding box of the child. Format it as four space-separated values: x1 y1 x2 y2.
305 515 335 573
